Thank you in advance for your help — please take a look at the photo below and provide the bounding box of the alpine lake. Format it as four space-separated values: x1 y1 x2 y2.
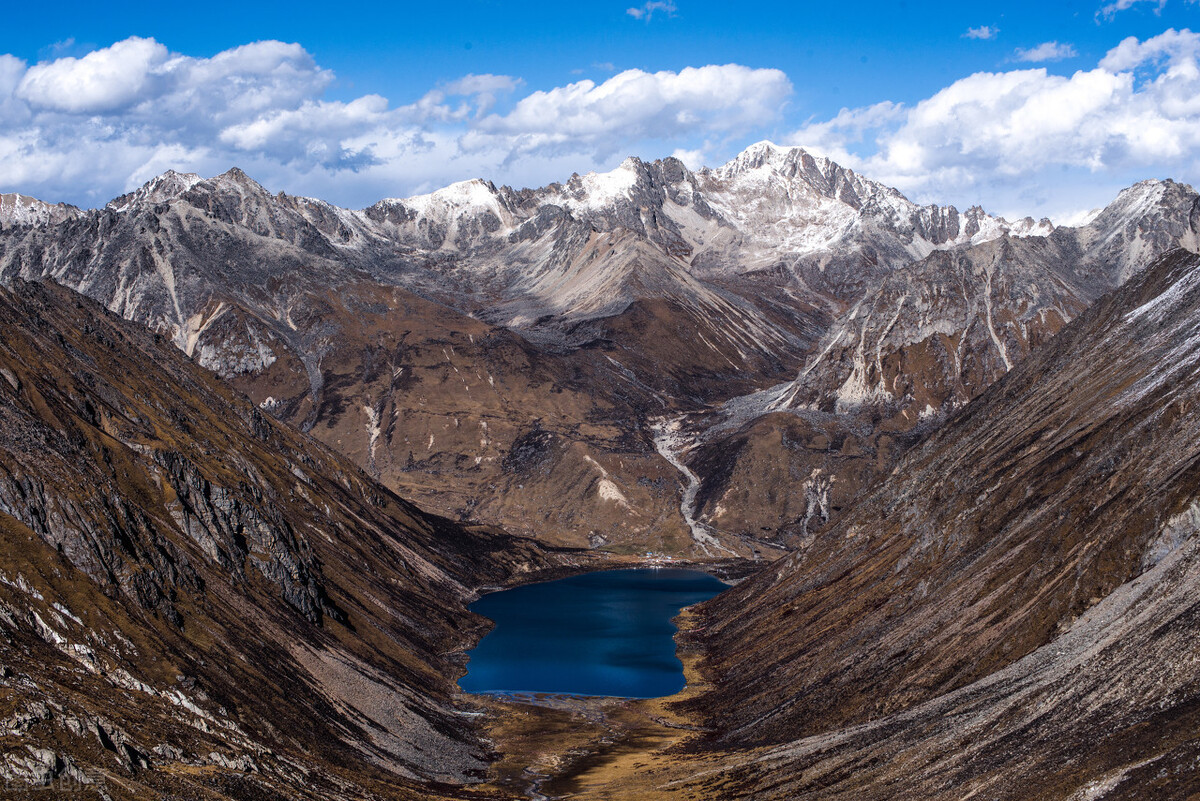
459 568 728 698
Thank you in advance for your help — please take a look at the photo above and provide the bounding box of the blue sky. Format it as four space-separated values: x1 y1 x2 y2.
2 0 1198 220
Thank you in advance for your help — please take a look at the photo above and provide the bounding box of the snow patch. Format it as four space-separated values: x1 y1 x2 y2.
363 404 382 468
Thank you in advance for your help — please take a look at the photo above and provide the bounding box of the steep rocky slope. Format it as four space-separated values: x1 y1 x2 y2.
676 248 1200 798
0 279 559 799
682 179 1200 543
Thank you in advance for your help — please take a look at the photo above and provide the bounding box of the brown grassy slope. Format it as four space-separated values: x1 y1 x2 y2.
0 279 557 799
214 280 699 553
688 249 1200 772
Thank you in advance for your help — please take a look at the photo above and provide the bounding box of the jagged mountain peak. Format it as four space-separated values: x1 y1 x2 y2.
1088 177 1196 225
710 141 888 199
1070 176 1200 282
716 140 825 172
0 192 81 229
107 169 203 212
203 166 273 196
216 165 256 183
555 158 647 211
706 141 857 199
392 177 506 217
703 142 1058 250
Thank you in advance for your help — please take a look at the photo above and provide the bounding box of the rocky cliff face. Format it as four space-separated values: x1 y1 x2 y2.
0 280 558 799
677 248 1200 798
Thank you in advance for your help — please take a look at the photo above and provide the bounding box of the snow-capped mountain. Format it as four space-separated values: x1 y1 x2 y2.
0 145 1196 557
0 142 1054 341
688 142 1052 275
774 177 1200 419
0 193 80 229
106 169 203 212
289 141 1052 318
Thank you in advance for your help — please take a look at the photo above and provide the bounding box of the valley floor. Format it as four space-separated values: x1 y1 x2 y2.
466 608 752 801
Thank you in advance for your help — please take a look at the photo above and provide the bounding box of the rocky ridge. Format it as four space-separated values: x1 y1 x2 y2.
0 279 560 799
0 193 80 230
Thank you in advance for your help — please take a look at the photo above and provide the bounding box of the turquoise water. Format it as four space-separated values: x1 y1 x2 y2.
459 568 727 698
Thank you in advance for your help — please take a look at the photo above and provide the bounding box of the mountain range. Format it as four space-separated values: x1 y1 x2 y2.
2 142 1200 798
3 144 1197 559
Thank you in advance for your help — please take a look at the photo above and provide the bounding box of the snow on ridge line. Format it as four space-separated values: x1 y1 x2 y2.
383 178 502 213
0 193 81 228
107 171 204 213
553 158 642 213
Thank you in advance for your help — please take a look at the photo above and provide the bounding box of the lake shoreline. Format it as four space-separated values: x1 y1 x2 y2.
458 567 727 697
468 606 729 799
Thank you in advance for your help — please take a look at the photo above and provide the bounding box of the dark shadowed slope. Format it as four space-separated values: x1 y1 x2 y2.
683 248 1200 798
0 279 556 799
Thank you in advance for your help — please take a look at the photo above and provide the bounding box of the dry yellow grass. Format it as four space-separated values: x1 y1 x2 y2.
471 608 758 801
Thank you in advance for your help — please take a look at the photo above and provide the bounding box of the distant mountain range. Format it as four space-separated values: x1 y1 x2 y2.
2 144 1197 557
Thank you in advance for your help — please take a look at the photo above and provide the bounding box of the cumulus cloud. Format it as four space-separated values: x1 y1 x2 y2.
671 147 706 169
787 101 904 166
1100 26 1200 68
964 26 1000 40
16 37 168 113
1014 41 1079 62
0 37 790 207
788 28 1200 219
16 38 332 122
468 65 791 160
626 1 677 21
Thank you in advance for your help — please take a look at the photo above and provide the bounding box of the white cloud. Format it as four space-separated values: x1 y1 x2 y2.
1097 0 1167 20
671 147 706 169
626 1 677 21
469 65 791 160
7 30 1196 222
788 28 1200 219
16 37 168 113
437 73 522 117
0 38 791 207
964 26 1000 40
1014 41 1079 62
442 74 521 96
1100 27 1200 69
